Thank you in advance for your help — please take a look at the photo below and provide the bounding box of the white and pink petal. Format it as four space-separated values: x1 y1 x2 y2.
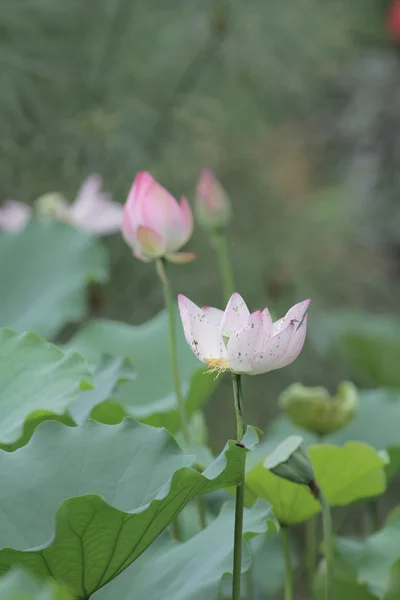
251 321 295 375
273 315 308 370
220 293 250 337
227 310 263 374
136 225 166 258
178 295 226 363
272 299 310 334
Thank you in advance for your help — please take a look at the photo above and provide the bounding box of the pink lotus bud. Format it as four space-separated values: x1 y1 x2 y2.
0 201 31 233
196 169 232 231
122 172 195 262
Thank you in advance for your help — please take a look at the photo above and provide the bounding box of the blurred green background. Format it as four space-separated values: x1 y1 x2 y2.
2 0 400 445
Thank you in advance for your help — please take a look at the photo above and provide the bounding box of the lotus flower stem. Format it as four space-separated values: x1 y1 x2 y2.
157 258 191 444
317 487 333 600
366 499 380 533
232 373 246 600
157 258 206 535
305 516 317 598
212 230 235 303
281 527 293 600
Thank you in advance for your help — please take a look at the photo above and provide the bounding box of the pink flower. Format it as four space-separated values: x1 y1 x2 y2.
196 169 232 230
388 0 400 41
122 172 195 262
178 292 310 375
0 201 31 233
36 175 123 236
69 175 122 235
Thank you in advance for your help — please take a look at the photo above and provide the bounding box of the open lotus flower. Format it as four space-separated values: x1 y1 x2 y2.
36 174 123 236
196 169 232 231
0 200 31 233
122 172 195 262
178 292 310 375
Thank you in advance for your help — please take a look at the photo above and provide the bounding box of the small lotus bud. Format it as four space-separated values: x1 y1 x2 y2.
195 169 232 231
388 0 400 42
264 435 315 486
279 381 359 436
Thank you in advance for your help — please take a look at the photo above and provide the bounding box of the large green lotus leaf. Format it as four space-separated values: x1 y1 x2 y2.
311 310 400 387
5 356 133 452
246 442 386 524
68 315 217 432
0 220 108 338
0 569 71 600
386 559 400 600
0 419 254 597
93 501 277 600
255 390 400 480
314 555 377 600
336 507 400 600
0 329 91 448
68 356 135 425
247 533 295 599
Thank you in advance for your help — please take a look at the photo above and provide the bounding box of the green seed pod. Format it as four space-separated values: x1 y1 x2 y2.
264 435 315 486
279 381 359 436
35 192 69 220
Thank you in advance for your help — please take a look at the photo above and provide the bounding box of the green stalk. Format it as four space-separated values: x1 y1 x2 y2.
281 527 293 600
157 259 191 443
231 373 246 600
212 230 235 302
317 488 333 600
366 499 380 534
306 516 317 598
156 258 205 535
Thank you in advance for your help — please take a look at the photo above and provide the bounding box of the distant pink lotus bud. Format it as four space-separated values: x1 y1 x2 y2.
0 201 31 233
196 169 232 231
122 172 195 262
178 292 310 376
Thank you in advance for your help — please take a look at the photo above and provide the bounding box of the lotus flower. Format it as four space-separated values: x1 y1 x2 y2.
122 172 194 262
178 292 310 375
0 201 31 233
36 174 123 236
69 175 123 235
196 169 232 230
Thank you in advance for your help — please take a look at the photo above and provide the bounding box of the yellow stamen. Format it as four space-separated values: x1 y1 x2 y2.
204 357 230 378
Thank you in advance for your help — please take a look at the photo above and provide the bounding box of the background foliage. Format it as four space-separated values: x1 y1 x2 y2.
2 2 400 598
2 0 398 442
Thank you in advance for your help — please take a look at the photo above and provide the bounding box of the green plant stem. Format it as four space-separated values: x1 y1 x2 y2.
306 516 317 598
157 258 190 444
317 488 333 600
231 373 246 600
281 527 293 600
245 568 254 600
366 499 380 534
171 516 182 541
156 258 206 535
213 230 235 302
